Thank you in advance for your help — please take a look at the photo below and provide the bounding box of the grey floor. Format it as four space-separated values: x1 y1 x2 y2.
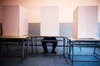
0 46 100 66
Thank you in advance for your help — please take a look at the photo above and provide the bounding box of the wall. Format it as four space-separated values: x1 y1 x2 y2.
1 0 100 37
1 0 100 23
1 0 73 23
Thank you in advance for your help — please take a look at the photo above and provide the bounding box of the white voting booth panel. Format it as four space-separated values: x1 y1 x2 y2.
3 5 27 36
73 6 98 38
40 6 59 36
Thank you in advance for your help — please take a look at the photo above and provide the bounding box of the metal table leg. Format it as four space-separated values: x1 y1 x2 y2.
22 40 25 60
63 37 65 58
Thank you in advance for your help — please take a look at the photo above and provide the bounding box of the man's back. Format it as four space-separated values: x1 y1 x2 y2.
43 37 56 40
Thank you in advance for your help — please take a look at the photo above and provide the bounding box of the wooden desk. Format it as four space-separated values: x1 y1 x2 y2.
67 38 100 64
0 36 29 60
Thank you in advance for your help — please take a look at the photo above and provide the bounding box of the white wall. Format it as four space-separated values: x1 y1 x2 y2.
1 0 100 23
1 0 100 37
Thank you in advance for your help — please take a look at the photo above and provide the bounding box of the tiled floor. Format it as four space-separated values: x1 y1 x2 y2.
0 46 100 66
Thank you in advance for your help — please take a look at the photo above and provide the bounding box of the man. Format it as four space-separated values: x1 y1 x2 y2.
41 37 57 54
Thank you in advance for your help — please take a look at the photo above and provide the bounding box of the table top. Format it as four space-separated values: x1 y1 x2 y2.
29 35 66 38
69 38 100 42
0 35 29 39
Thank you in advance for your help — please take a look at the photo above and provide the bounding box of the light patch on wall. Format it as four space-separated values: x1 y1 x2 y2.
26 0 74 23
74 0 100 6
1 0 100 23
59 6 73 23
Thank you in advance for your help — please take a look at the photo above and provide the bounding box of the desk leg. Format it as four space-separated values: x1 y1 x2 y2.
22 40 25 60
6 42 9 57
68 40 70 59
31 37 34 54
35 37 37 54
63 37 65 58
26 39 29 57
93 42 97 55
68 40 71 59
30 37 32 54
79 42 82 51
72 42 74 65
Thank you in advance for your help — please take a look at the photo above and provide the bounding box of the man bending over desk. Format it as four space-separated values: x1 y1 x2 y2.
41 37 57 54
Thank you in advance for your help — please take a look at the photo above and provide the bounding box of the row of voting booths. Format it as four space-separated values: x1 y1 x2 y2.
1 5 98 38
0 5 99 62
